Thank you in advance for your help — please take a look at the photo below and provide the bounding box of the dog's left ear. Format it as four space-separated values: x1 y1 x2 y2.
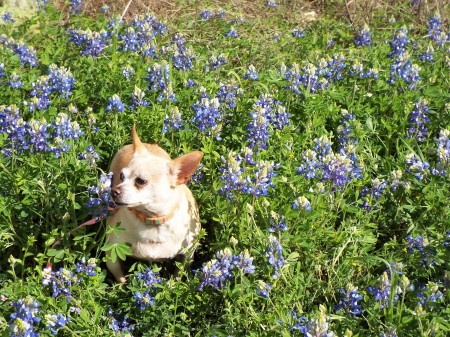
171 151 203 185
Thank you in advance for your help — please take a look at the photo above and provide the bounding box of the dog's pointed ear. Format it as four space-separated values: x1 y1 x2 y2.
132 124 146 154
171 151 203 185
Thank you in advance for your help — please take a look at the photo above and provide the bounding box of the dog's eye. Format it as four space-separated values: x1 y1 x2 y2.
135 177 147 186
120 172 125 182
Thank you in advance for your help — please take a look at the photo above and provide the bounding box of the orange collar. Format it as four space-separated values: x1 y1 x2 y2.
128 206 178 225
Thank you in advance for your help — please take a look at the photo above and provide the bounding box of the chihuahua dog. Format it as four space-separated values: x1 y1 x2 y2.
106 125 203 283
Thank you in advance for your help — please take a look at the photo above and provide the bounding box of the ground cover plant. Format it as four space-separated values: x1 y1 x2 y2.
0 0 449 336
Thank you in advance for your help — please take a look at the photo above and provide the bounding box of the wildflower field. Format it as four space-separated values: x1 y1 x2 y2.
0 0 449 336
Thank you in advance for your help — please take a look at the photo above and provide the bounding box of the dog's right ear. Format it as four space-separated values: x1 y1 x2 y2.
171 151 204 185
132 124 147 155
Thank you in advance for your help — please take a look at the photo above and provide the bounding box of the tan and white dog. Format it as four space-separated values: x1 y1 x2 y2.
106 125 203 283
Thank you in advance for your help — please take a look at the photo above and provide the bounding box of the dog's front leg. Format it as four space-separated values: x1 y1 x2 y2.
106 253 127 284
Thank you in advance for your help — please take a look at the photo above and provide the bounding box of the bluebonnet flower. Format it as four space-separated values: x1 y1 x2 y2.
197 248 255 290
122 64 135 81
3 37 38 67
42 260 97 301
106 94 125 113
206 53 228 72
101 4 109 13
265 0 278 8
136 268 162 288
292 196 312 212
282 54 347 96
70 0 83 14
266 235 288 279
256 280 272 298
2 11 15 23
7 72 23 89
105 15 123 32
387 261 404 277
133 290 154 310
327 38 335 48
42 267 80 302
304 305 335 337
444 231 450 248
36 0 48 10
322 152 356 188
405 153 429 181
302 134 359 186
360 178 388 211
86 172 114 219
216 81 243 109
163 34 195 71
268 211 287 232
406 234 435 268
388 52 421 89
224 27 238 38
118 14 166 54
416 282 443 307
28 75 52 111
145 61 176 102
243 64 259 81
47 64 76 98
297 149 321 179
247 94 289 151
292 27 305 38
191 96 221 135
162 106 184 133
185 78 197 88
189 163 204 185
118 27 140 52
354 24 372 47
247 103 270 150
199 9 214 21
67 28 110 57
51 113 83 153
234 249 256 274
427 13 447 47
1 107 83 157
407 98 429 142
75 257 97 276
9 296 41 337
381 327 398 337
368 271 398 309
419 44 435 62
130 86 149 109
106 308 135 334
0 63 4 78
218 151 246 200
349 59 378 79
284 311 308 333
243 146 256 164
388 27 409 59
243 160 280 197
45 313 70 335
431 129 450 176
334 283 363 316
78 145 100 166
67 103 78 114
326 53 347 82
390 169 410 191
215 9 226 19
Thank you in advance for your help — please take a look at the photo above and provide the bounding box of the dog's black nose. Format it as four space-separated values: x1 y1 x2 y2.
111 187 122 198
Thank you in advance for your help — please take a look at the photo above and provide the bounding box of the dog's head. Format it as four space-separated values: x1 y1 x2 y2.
110 125 203 211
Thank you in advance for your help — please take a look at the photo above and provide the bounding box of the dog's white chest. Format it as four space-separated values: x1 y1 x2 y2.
109 206 197 262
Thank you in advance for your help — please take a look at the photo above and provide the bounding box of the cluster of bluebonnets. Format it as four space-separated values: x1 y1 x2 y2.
8 296 71 337
1 0 449 336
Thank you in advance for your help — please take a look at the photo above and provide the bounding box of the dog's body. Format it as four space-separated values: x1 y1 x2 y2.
106 126 203 283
